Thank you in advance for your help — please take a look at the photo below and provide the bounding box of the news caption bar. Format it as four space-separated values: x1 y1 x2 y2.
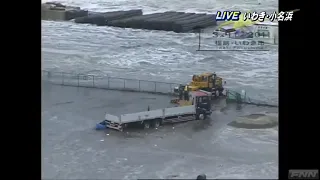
216 11 295 22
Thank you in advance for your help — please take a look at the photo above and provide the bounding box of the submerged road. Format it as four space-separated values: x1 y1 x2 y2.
42 83 278 179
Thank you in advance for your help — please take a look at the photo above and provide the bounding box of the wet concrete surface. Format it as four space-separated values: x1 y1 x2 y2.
42 82 278 179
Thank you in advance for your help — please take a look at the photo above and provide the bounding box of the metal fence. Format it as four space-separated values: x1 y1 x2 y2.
227 89 278 107
42 70 278 107
41 70 180 95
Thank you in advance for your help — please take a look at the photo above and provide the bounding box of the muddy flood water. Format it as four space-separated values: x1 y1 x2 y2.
42 83 278 179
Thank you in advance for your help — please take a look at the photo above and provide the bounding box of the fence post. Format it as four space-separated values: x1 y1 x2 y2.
62 72 64 85
154 82 157 92
139 80 141 91
92 75 95 87
170 84 172 93
77 74 80 87
107 77 110 88
123 79 126 89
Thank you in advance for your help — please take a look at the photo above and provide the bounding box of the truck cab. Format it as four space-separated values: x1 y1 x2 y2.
192 91 212 120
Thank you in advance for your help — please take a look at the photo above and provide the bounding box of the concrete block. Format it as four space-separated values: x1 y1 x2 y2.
75 10 142 26
42 8 67 21
41 2 88 21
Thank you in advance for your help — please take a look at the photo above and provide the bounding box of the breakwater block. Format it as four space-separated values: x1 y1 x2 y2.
107 11 217 33
42 2 88 21
74 10 143 26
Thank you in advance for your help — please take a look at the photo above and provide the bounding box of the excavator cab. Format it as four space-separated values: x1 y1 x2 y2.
171 72 226 104
188 72 224 92
189 73 214 90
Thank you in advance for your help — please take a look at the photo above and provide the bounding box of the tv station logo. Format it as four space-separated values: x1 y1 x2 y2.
215 11 294 22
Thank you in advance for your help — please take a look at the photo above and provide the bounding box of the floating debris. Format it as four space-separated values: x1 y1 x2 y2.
167 174 179 178
100 139 104 142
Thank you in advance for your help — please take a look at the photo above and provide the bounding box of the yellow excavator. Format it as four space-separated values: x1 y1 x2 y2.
171 72 226 104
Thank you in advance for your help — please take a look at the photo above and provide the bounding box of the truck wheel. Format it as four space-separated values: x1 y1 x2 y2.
152 119 161 128
203 114 208 120
199 114 205 120
121 123 128 129
195 113 200 120
143 121 150 129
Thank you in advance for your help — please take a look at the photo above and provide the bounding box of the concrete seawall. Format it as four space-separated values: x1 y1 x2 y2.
42 2 217 33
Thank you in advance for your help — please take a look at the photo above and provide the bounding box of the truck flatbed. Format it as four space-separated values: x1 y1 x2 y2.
97 91 213 131
104 105 211 131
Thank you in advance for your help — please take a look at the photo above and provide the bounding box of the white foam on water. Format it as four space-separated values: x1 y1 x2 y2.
210 161 278 179
42 18 278 101
217 126 278 146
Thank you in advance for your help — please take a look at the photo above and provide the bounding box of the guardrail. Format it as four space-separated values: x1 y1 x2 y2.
41 70 180 95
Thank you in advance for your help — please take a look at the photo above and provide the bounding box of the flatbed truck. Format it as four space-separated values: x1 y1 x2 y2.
97 91 213 131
